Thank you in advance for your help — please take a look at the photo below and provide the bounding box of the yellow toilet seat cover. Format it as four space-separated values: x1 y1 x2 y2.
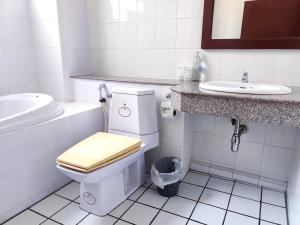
56 132 142 173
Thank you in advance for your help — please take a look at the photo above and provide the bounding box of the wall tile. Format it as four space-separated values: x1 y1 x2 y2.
212 136 237 169
86 0 119 24
137 0 157 21
29 0 58 20
192 133 214 162
236 141 264 174
156 19 176 49
138 21 156 48
120 22 138 48
32 20 61 48
219 50 248 81
157 0 177 19
120 0 137 22
176 18 201 49
104 23 121 48
246 51 277 83
261 145 293 181
192 114 215 135
265 124 297 149
177 0 203 18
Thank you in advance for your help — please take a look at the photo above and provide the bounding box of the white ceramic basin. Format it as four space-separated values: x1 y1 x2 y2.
199 81 292 95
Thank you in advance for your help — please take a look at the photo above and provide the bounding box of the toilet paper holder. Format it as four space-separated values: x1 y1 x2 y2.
160 93 177 117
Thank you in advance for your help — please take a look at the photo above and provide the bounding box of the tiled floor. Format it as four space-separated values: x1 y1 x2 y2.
4 170 289 225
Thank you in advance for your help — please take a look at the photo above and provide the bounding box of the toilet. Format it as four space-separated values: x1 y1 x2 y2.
56 88 159 216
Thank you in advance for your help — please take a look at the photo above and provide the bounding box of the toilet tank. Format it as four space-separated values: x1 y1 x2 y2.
108 88 158 136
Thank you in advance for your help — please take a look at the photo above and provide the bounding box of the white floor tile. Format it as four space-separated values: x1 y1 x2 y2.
51 202 88 225
200 189 230 209
260 221 276 225
187 221 203 225
79 214 117 225
191 203 226 225
262 189 286 207
152 211 188 225
115 220 132 225
41 220 60 225
109 200 134 218
75 197 80 203
143 177 152 187
55 182 80 200
31 194 70 217
207 177 234 193
128 186 147 201
261 203 287 225
183 172 210 187
163 196 196 218
224 212 259 225
233 182 261 201
177 183 203 200
121 203 159 225
138 188 168 208
4 210 46 225
229 196 260 218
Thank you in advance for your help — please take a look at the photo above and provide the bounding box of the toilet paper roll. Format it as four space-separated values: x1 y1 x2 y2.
160 101 175 119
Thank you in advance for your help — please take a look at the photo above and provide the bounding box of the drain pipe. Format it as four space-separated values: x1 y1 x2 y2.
231 119 248 152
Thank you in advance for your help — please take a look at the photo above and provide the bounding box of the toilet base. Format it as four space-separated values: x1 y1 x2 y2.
77 155 145 216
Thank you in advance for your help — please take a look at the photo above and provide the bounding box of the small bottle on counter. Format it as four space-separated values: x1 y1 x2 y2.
191 51 202 81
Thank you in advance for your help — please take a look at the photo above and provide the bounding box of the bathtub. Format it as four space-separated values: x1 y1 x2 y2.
0 93 63 135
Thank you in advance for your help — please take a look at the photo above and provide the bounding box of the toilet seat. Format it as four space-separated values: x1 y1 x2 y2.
56 132 142 173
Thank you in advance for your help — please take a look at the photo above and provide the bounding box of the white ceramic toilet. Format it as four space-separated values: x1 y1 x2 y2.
56 88 159 216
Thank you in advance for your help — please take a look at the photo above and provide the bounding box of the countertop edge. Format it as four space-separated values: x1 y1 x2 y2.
70 75 180 86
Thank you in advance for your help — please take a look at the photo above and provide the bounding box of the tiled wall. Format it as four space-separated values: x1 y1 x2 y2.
85 0 300 86
0 0 38 95
288 130 300 225
190 114 296 190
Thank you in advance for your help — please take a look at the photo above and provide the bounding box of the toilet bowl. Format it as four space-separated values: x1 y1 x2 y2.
56 88 159 216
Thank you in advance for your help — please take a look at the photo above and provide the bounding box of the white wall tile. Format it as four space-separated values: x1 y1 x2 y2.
236 141 264 174
192 115 215 135
246 51 277 83
86 0 119 24
104 23 121 48
261 145 293 181
192 133 214 162
156 19 176 49
32 20 61 48
0 0 29 19
29 0 58 20
177 0 203 18
265 124 297 149
120 22 138 48
120 0 137 22
212 136 237 169
219 51 248 81
176 18 201 49
137 0 157 21
138 21 156 48
35 48 63 76
157 0 177 19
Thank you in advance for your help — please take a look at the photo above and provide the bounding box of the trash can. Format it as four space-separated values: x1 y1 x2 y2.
151 157 183 197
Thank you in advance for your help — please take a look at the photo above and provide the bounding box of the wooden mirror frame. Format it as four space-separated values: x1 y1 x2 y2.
201 0 300 49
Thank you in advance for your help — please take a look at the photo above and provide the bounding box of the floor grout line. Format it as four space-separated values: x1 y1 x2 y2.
4 171 289 225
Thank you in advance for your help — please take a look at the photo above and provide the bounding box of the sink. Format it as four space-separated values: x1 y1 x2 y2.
199 81 292 95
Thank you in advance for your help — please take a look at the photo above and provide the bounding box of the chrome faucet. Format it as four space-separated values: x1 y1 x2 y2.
242 71 249 83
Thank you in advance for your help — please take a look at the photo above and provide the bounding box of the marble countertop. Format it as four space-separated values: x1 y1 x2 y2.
170 81 300 127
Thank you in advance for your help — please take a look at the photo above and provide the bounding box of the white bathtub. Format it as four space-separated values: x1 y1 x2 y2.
0 93 63 135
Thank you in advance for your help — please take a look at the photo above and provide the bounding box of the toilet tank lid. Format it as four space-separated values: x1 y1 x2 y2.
112 88 154 96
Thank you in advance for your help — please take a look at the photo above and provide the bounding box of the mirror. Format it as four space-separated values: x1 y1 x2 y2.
202 0 300 49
